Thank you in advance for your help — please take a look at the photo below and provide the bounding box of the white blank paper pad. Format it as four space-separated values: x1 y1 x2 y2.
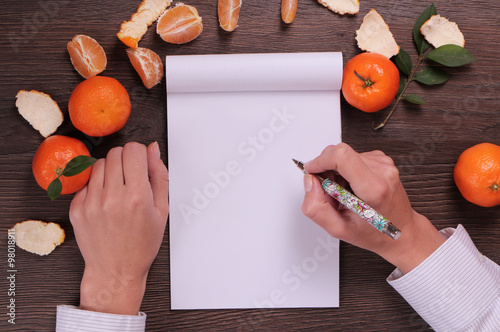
167 52 342 309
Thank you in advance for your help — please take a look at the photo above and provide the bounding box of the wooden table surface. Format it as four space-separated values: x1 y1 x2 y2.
1 0 499 331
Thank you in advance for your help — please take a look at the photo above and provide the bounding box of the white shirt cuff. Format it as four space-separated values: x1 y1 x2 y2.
56 305 146 332
387 224 500 331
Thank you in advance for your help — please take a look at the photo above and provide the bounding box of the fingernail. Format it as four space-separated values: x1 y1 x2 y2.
304 161 312 171
152 141 161 159
303 174 313 193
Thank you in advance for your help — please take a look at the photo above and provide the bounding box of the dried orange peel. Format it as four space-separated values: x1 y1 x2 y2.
117 0 172 48
9 220 65 256
356 9 399 58
420 14 465 48
15 90 63 138
317 0 360 15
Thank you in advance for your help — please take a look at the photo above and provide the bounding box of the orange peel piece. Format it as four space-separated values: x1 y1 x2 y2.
356 9 400 58
317 0 360 15
15 90 63 138
420 15 465 48
117 0 173 48
9 220 65 256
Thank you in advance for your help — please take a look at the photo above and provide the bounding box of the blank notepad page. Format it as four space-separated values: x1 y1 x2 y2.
166 52 342 309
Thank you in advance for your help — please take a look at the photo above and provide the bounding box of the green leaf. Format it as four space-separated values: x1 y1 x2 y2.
413 4 437 54
62 155 97 177
397 76 406 97
403 94 426 105
47 178 63 201
394 48 412 76
414 67 449 85
425 45 476 67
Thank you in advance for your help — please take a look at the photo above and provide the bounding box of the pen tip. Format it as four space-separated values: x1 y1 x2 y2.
292 158 305 172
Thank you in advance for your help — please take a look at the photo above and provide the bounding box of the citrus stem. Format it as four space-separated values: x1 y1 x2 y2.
372 51 428 130
490 182 499 191
354 70 373 88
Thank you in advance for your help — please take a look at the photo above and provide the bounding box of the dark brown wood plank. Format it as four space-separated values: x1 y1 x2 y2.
1 0 499 331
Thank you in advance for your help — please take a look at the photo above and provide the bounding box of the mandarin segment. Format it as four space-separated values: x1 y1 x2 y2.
156 3 203 44
126 47 164 89
32 135 92 195
218 0 242 31
67 34 107 79
281 0 298 24
68 76 131 137
117 0 173 48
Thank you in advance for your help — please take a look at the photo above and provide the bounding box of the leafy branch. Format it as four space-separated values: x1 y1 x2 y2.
47 155 96 200
373 4 476 130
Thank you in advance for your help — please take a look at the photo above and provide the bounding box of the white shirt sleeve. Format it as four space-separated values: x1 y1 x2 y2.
56 305 146 332
387 224 500 332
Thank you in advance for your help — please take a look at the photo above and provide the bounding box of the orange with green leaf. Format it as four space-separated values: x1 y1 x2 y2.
32 135 96 200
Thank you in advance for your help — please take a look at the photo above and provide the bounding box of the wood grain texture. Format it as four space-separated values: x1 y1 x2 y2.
1 0 499 331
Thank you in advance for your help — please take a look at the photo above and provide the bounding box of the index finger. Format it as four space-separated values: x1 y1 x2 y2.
304 143 381 197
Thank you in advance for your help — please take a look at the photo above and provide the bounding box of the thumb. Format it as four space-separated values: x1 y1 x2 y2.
301 174 346 238
147 142 169 222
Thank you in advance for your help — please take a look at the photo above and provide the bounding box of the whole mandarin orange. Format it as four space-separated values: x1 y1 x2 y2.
68 76 131 137
454 143 500 207
342 52 400 113
32 135 92 195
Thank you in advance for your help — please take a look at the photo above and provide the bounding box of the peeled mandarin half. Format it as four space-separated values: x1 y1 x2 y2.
156 3 203 44
126 47 164 89
67 34 107 79
218 0 242 31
